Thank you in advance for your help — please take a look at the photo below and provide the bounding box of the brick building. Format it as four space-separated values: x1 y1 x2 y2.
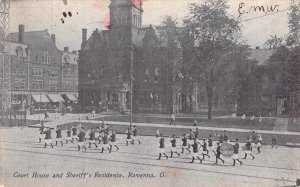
79 0 183 113
5 25 78 113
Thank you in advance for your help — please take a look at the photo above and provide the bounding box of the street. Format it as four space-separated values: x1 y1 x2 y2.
0 127 299 187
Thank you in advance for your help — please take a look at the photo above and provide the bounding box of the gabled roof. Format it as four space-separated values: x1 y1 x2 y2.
7 29 59 52
83 25 183 50
248 48 274 65
84 29 109 50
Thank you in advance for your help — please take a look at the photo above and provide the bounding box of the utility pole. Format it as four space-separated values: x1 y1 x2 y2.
129 40 134 130
0 0 11 111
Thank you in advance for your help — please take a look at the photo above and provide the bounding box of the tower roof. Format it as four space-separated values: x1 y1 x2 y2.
110 0 143 10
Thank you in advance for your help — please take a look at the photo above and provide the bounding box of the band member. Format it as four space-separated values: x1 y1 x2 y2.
126 128 134 146
208 134 216 155
88 128 98 148
66 128 72 144
190 138 202 164
195 128 199 139
71 125 79 142
169 112 176 126
257 134 262 153
101 133 111 153
170 135 180 158
188 129 195 149
155 128 160 138
244 138 255 160
109 130 119 151
44 112 50 121
77 127 87 152
95 127 102 144
44 127 54 148
215 142 225 164
232 139 243 166
181 134 190 154
55 126 63 146
223 130 229 143
201 139 210 160
271 136 278 149
132 125 141 144
218 131 224 144
157 134 168 160
38 122 45 143
194 119 198 126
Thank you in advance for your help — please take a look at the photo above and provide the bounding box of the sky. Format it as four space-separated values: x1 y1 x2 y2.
9 0 295 51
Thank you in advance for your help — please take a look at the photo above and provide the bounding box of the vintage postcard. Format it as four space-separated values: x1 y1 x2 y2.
0 0 299 186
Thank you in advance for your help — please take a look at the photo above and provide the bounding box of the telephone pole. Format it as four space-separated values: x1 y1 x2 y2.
129 41 134 130
0 0 11 111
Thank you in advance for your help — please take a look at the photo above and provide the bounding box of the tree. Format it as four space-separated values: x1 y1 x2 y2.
287 0 300 47
264 35 284 50
160 16 183 113
182 0 244 119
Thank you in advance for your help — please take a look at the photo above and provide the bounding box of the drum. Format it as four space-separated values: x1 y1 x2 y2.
220 142 234 158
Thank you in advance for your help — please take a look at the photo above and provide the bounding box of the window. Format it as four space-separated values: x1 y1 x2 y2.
38 81 43 90
32 67 43 77
32 82 36 90
49 81 58 90
154 68 159 82
22 66 26 75
64 68 71 77
14 78 25 90
17 52 23 61
36 55 39 62
32 81 42 90
50 69 59 77
145 68 149 82
14 65 19 74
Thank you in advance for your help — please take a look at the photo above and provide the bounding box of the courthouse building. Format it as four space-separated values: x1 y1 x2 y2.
79 0 183 113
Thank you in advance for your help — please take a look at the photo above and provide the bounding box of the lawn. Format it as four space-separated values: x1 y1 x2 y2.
287 118 300 132
97 115 276 131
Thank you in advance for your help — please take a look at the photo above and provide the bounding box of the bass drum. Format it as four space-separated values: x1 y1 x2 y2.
220 142 234 158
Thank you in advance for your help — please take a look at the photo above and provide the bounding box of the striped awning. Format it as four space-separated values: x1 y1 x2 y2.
47 94 64 103
66 94 77 101
32 94 50 103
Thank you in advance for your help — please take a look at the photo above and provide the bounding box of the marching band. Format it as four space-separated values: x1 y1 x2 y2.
38 123 264 166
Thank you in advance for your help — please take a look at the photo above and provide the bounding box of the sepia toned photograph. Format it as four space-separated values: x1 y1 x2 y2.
0 0 299 186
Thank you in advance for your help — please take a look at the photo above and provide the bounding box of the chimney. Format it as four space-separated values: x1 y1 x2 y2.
255 46 260 50
64 47 69 52
18 24 25 43
51 34 56 44
81 28 87 49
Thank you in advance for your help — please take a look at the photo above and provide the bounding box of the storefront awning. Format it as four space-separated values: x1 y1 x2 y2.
47 94 65 103
32 94 50 103
66 94 77 101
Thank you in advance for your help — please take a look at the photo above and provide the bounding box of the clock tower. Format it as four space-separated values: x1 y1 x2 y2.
109 0 143 47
